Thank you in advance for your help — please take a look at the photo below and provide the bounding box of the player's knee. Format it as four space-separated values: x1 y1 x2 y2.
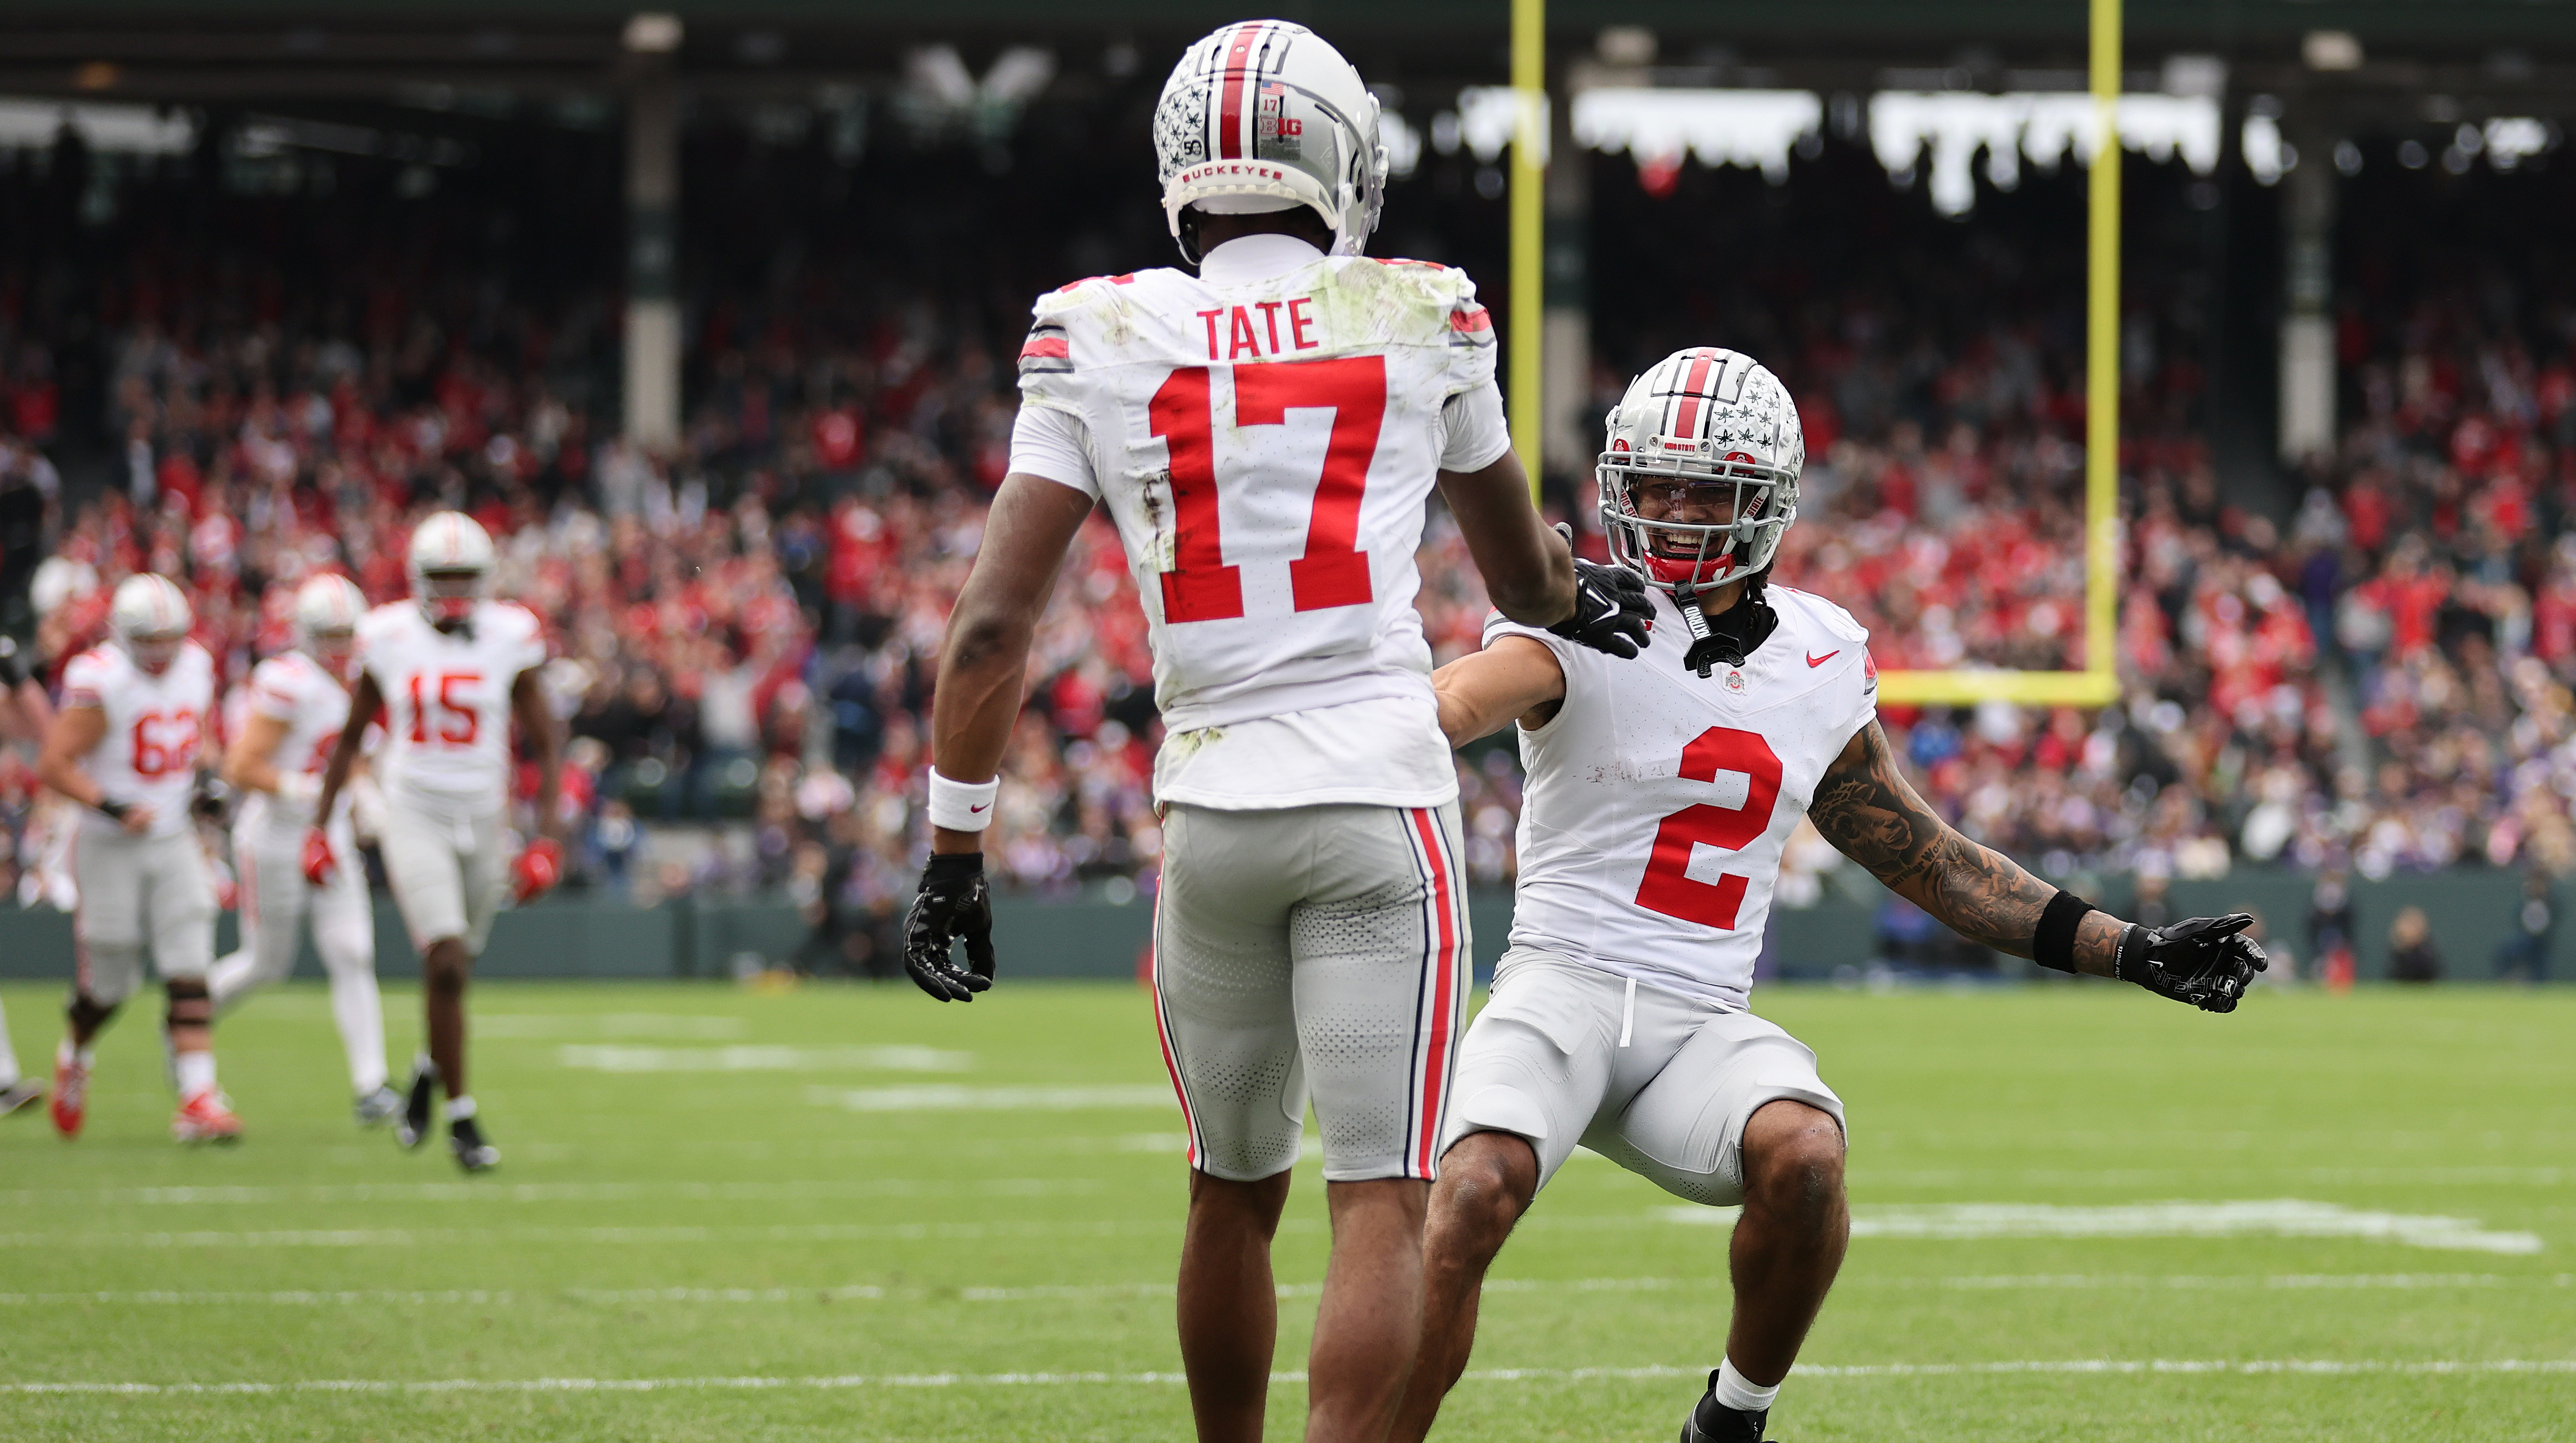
1742 1103 1844 1224
67 991 119 1033
1433 1133 1536 1249
165 977 213 1029
423 946 471 997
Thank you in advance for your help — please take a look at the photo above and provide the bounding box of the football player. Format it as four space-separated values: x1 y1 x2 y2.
0 630 56 1115
209 573 399 1124
1391 349 2267 1443
307 513 566 1173
901 22 1649 1443
34 573 239 1142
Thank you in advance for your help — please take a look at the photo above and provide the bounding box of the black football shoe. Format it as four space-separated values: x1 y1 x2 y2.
394 1064 438 1149
448 1115 500 1173
1680 1374 1768 1443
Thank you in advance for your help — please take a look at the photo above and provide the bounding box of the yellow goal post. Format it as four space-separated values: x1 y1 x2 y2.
1508 0 2124 708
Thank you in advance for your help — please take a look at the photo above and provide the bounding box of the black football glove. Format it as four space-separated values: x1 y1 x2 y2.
2114 912 2267 1013
1545 523 1652 660
904 853 996 1002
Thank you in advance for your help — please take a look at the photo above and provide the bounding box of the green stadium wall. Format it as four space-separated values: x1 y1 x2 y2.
0 873 2565 984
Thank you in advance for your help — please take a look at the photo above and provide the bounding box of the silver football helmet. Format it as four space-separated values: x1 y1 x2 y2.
1152 21 1388 264
1597 347 1804 594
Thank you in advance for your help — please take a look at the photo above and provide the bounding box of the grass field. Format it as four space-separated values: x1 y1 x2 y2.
2 977 2571 1441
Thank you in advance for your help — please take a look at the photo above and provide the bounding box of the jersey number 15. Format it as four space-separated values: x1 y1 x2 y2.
405 671 483 747
1149 356 1386 623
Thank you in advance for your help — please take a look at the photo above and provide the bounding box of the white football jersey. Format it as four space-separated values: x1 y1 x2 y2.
1491 586 1878 1010
1011 234 1506 808
356 600 547 808
230 650 354 844
61 640 216 839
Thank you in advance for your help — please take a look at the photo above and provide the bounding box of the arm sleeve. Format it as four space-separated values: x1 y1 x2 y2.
59 653 104 710
1439 379 1514 472
1007 402 1101 499
1831 641 1880 751
249 663 301 722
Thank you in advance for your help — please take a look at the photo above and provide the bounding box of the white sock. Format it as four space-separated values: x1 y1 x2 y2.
445 1095 477 1122
0 998 18 1085
59 1039 97 1070
1713 1357 1780 1415
174 1050 218 1100
326 962 389 1095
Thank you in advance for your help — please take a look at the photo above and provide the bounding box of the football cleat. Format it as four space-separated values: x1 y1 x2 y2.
172 1091 245 1144
448 1115 499 1173
395 1066 438 1149
50 1055 89 1138
354 1084 404 1128
0 1078 44 1117
1680 1376 1770 1443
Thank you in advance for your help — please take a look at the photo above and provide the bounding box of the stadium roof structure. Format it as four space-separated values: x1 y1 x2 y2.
6 1 2576 103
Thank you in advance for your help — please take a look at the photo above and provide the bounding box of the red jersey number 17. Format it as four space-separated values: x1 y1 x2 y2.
1148 356 1387 624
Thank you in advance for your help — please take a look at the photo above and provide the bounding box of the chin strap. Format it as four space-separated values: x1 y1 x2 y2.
1673 569 1779 677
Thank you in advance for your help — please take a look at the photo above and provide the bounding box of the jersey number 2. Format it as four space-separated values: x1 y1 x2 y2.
407 672 482 746
1148 356 1387 622
1634 727 1784 931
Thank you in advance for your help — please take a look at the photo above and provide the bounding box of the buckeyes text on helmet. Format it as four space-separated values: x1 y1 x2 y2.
1154 21 1388 265
109 572 193 675
407 511 495 628
1596 348 1805 593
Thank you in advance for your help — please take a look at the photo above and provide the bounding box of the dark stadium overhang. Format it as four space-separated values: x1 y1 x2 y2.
6 3 2576 94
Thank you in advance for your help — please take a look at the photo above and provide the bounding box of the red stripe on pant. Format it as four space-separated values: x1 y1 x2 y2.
1148 892 1202 1171
1407 807 1460 1178
72 840 95 997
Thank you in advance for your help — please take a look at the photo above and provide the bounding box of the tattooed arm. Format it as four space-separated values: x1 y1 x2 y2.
1807 721 2129 976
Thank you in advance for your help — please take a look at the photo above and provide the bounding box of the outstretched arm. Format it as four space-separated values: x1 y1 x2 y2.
1807 720 2265 1010
1429 635 1566 747
1436 450 1576 629
1807 721 2129 973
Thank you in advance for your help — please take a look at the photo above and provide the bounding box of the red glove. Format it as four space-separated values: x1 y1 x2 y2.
512 836 564 904
301 828 337 886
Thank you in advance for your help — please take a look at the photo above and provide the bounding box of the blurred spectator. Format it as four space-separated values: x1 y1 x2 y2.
2496 870 2554 983
2387 906 2443 984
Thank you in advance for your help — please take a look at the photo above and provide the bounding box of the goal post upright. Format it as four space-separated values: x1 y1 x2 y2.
1510 0 1546 498
1873 0 2124 709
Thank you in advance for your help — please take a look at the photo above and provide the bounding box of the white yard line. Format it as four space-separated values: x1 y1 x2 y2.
559 1045 972 1073
809 1085 1178 1112
2 1178 1095 1208
1655 1200 2547 1255
0 1218 1185 1250
7 1360 2572 1396
8 1273 2564 1308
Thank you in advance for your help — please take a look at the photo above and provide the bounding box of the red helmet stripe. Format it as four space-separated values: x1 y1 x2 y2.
1669 347 1719 448
1217 23 1266 160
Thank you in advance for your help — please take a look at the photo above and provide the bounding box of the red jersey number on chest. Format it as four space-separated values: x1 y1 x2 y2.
1632 726 1785 931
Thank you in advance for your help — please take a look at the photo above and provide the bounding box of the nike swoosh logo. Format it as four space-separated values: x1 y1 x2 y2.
1807 651 1840 668
969 803 990 813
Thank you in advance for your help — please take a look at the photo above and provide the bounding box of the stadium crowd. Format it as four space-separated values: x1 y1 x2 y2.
3 118 2574 978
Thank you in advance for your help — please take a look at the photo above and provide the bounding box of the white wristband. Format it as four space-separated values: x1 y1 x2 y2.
926 770 1001 832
